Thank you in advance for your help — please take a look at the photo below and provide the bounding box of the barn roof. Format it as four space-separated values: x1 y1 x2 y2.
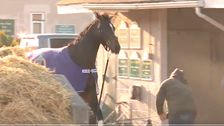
57 0 200 11
58 0 198 5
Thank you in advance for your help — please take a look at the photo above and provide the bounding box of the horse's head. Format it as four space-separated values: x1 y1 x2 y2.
94 12 120 54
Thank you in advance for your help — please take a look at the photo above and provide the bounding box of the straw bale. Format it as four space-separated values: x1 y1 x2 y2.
0 46 25 58
0 55 74 124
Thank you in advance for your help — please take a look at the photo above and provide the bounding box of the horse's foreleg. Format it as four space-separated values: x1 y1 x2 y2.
81 73 104 124
79 90 103 124
89 89 103 123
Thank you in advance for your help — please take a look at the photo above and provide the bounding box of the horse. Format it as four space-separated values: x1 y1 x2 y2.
27 12 120 124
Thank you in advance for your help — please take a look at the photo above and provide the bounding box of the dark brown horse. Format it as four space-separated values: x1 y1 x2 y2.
28 12 120 124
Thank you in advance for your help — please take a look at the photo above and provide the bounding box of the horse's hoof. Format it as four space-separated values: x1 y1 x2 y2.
98 120 103 126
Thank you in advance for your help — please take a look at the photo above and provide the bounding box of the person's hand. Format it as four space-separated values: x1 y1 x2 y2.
159 113 167 121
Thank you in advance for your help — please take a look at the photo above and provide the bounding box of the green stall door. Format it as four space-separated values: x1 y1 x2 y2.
141 60 152 79
130 59 140 78
118 59 128 77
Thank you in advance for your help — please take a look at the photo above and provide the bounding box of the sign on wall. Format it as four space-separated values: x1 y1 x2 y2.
55 24 75 34
0 19 15 35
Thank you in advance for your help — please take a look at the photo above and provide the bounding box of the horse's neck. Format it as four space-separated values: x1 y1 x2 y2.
68 33 100 68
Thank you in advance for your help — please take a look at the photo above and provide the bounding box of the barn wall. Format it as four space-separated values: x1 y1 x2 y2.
100 9 167 125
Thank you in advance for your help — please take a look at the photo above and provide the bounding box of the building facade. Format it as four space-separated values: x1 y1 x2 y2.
6 0 222 125
0 0 93 37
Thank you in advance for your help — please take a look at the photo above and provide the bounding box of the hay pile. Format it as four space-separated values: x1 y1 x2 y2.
0 46 25 58
0 48 74 124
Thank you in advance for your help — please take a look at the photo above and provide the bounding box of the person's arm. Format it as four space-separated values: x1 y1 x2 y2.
156 84 167 121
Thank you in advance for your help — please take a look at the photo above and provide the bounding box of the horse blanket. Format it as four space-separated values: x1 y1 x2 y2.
27 47 98 93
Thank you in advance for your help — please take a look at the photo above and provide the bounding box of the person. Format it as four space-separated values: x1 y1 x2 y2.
156 68 197 125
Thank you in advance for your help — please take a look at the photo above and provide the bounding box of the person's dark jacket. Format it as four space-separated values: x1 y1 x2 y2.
156 69 197 118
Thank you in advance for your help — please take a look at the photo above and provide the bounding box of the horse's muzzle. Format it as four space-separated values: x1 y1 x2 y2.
114 44 120 54
112 37 120 54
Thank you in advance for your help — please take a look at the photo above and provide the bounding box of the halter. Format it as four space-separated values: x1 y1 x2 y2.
97 20 115 52
102 41 111 52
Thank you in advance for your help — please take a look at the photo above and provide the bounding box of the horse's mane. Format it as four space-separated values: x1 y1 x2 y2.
71 20 98 45
69 13 111 46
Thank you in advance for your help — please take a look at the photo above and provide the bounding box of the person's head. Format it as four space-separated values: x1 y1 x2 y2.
170 68 187 84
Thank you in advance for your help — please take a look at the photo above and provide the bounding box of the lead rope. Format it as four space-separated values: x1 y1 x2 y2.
99 51 111 105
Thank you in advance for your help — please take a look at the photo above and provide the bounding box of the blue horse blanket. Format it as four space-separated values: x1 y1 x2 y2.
28 47 98 93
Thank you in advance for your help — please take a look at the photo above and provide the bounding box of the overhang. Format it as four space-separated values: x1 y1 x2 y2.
57 1 199 14
82 1 199 10
58 1 199 10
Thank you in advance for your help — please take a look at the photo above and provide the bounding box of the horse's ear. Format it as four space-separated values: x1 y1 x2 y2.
109 15 114 20
109 12 118 21
94 12 101 19
113 12 119 17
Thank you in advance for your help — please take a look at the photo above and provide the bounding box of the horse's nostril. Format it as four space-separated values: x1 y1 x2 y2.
115 46 120 53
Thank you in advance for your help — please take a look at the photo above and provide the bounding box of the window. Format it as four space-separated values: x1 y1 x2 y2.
31 13 45 34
